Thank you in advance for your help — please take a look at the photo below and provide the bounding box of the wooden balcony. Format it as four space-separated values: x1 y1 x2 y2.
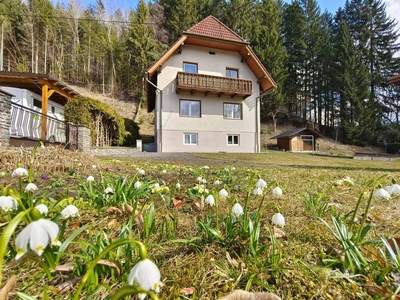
176 72 252 99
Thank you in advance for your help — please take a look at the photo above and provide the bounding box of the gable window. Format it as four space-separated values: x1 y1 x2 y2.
223 102 242 119
226 68 238 78
227 134 239 145
184 133 198 145
180 100 201 117
183 62 198 73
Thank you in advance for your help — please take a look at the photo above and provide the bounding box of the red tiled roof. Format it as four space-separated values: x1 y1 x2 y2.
185 16 246 43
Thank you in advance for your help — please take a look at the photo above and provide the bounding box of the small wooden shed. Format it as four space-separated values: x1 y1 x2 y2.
271 127 322 152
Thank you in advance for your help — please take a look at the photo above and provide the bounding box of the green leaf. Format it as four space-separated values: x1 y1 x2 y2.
15 292 39 300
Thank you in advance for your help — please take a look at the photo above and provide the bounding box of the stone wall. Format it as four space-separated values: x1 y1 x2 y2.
77 125 91 152
0 92 11 146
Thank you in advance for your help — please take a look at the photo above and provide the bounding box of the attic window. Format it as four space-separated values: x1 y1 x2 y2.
209 51 215 55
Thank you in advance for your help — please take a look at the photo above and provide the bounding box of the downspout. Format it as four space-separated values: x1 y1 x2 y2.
145 74 162 152
256 88 275 153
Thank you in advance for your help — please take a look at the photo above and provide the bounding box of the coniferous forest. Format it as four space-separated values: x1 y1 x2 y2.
1 0 400 151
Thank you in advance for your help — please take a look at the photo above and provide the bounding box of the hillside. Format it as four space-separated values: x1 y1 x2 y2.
69 85 384 155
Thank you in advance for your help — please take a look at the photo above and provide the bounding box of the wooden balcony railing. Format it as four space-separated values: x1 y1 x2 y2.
176 72 252 98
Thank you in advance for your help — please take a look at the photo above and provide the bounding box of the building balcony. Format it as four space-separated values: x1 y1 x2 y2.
175 72 252 99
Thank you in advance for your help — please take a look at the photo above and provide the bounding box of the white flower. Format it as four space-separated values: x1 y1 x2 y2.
203 165 210 169
385 185 394 194
256 179 267 188
61 205 79 219
134 181 142 189
202 179 207 184
87 175 94 182
92 165 97 170
176 182 181 189
12 167 28 177
272 187 283 195
0 196 18 211
35 204 48 215
391 184 400 194
205 195 215 206
138 169 145 176
214 180 221 185
104 187 114 194
78 163 82 167
161 170 167 174
25 183 38 193
253 187 263 196
196 177 203 183
272 213 285 227
15 218 61 259
128 258 162 299
373 188 390 199
224 167 230 172
219 188 228 198
232 203 244 216
231 167 236 171
154 183 160 189
343 176 354 186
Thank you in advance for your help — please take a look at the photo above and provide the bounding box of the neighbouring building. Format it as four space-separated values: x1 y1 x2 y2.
271 127 322 152
389 75 400 85
145 16 276 153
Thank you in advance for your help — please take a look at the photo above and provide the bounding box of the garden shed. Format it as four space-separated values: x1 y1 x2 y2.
270 127 322 152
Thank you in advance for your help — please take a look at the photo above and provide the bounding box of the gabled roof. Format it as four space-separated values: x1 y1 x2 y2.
271 127 322 139
146 16 276 112
389 75 400 85
185 16 246 43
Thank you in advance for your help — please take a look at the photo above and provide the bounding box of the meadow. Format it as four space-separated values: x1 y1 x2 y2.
1 145 400 299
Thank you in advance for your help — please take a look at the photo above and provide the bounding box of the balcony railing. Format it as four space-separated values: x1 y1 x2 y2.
176 72 252 98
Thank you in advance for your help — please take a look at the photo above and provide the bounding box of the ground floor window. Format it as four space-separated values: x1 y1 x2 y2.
184 133 198 145
227 134 239 145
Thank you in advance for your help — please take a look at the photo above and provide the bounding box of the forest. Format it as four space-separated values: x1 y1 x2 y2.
1 0 400 151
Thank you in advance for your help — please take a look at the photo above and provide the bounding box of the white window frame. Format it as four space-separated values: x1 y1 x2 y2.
227 134 240 145
183 133 198 145
183 62 198 73
180 99 201 117
223 102 242 119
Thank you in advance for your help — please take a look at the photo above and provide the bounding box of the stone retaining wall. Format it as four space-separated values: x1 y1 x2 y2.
90 146 141 156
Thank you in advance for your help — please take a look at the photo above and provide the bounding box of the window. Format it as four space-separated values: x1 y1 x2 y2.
183 62 198 73
184 133 198 145
227 134 239 145
226 68 238 78
33 99 42 108
223 103 242 119
51 106 55 114
180 100 201 117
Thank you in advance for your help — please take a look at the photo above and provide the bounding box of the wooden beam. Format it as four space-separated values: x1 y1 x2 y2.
218 92 224 97
257 76 267 84
241 53 250 63
40 84 54 140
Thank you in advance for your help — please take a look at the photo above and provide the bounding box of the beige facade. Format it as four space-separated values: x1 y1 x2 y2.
154 45 261 153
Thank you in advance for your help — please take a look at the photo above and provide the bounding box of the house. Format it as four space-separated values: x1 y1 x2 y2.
389 75 400 85
145 16 276 153
270 127 322 152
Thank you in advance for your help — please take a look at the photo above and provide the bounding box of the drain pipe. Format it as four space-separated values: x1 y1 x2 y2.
256 88 275 153
145 74 162 152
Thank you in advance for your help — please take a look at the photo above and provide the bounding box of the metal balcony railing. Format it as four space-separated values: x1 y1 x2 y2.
176 72 252 98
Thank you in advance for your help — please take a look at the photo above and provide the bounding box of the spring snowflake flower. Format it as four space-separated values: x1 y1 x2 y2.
61 205 79 219
390 184 400 194
373 188 390 199
25 183 38 193
231 167 236 171
272 213 285 227
272 187 283 195
214 180 221 185
128 258 162 299
385 185 394 194
15 218 61 259
92 165 97 170
87 175 94 182
219 188 228 198
154 183 160 189
253 187 263 196
256 179 267 189
232 203 244 217
35 204 49 215
203 165 210 169
138 169 145 176
205 195 215 206
104 187 114 195
0 196 18 212
134 181 142 189
176 182 181 189
161 170 167 174
12 167 28 177
196 177 203 183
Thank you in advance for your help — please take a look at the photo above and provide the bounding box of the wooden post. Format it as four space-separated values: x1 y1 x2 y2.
40 84 54 141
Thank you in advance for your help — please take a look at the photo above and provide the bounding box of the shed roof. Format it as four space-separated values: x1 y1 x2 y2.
271 127 322 139
389 75 400 85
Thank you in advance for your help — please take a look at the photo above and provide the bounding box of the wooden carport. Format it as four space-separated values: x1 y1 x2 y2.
0 72 80 140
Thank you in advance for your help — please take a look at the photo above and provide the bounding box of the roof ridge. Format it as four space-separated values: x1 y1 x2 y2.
185 15 245 43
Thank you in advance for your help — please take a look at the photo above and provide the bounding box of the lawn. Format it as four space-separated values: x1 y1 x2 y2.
1 146 400 299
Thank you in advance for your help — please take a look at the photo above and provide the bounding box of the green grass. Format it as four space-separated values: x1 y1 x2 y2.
2 150 400 299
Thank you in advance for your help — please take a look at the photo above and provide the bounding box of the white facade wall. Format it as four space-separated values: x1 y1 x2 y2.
2 87 65 120
156 45 260 153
